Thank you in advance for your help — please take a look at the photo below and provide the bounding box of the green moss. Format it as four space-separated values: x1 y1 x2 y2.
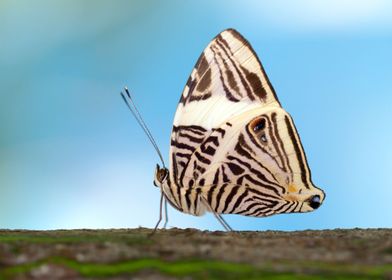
0 261 43 280
265 260 392 277
0 232 150 245
1 258 392 280
62 258 256 279
382 247 392 255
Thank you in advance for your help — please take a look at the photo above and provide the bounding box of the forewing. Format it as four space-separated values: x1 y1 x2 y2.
170 29 281 191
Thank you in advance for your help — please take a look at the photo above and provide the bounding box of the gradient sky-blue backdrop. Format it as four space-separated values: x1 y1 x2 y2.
1 0 391 231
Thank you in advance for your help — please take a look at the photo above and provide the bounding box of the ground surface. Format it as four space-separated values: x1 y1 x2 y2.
0 228 391 279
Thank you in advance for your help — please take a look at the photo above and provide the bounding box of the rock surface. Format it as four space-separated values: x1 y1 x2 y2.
0 228 391 279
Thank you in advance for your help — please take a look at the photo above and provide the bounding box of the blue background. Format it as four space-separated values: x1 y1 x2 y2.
1 0 391 231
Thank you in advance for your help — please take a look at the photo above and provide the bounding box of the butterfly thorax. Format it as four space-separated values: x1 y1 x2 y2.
154 164 207 215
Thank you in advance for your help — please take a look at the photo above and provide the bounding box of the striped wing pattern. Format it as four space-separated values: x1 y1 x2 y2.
162 29 325 218
179 29 279 107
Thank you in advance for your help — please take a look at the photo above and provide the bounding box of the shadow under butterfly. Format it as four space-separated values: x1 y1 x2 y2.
121 29 325 232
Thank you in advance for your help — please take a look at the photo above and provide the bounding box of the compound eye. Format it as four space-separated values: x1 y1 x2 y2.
159 169 168 182
253 119 266 132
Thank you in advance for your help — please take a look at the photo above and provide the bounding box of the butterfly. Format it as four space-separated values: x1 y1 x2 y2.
122 28 325 231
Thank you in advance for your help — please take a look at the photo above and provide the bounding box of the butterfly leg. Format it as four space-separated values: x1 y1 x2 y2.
163 198 169 229
150 192 164 236
201 196 233 232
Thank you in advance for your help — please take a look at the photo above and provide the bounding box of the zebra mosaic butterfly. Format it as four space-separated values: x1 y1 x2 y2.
122 29 325 231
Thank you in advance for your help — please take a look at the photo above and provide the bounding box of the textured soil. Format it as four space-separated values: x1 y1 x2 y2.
0 228 392 279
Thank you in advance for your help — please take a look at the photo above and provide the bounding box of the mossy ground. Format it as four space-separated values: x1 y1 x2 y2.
0 228 391 279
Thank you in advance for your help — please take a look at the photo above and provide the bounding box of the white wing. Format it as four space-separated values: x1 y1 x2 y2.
170 28 281 188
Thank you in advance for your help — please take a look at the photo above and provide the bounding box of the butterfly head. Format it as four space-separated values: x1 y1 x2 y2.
153 164 169 188
247 108 325 213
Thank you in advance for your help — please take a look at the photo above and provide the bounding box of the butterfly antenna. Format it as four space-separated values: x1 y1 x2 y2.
120 87 166 169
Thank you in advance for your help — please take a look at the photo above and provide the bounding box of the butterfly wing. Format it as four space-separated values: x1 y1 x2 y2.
167 29 324 216
181 108 306 217
171 29 279 178
174 28 280 130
